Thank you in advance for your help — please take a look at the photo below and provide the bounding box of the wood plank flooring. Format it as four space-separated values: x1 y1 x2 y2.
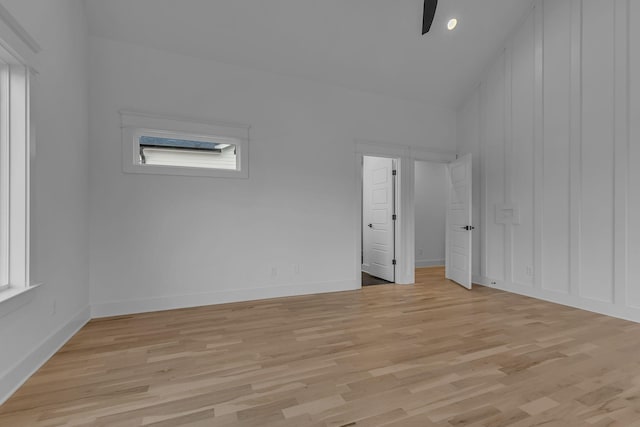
3 267 640 426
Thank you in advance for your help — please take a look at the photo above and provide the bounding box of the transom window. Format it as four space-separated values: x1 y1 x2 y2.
121 112 250 178
137 134 238 170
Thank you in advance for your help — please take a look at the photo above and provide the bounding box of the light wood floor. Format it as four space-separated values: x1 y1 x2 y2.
3 267 640 426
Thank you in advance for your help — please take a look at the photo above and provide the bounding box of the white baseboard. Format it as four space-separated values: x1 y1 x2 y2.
0 306 91 405
475 275 640 324
92 280 360 318
472 275 491 286
415 259 445 268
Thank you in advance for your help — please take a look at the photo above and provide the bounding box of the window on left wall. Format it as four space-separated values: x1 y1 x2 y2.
121 111 250 179
0 47 33 300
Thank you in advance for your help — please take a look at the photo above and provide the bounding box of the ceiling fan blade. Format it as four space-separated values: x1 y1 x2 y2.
422 0 438 34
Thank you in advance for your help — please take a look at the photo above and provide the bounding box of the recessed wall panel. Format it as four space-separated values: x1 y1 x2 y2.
510 11 535 287
482 54 506 282
541 0 571 293
580 0 615 302
628 1 640 308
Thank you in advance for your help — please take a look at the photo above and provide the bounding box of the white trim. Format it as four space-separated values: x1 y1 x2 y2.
0 62 8 287
0 4 40 55
0 5 40 73
479 81 488 280
9 65 30 289
613 0 629 307
472 275 488 286
0 47 32 293
569 0 582 298
504 39 514 287
120 111 250 179
0 306 91 405
0 283 40 319
6 65 31 289
476 276 640 324
533 0 545 290
416 259 445 268
355 140 411 158
91 280 359 318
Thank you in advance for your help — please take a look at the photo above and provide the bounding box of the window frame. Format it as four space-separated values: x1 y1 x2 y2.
0 3 41 311
121 111 250 179
0 46 33 298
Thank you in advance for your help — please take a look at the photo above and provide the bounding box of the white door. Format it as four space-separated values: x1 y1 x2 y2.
362 156 395 282
446 154 472 289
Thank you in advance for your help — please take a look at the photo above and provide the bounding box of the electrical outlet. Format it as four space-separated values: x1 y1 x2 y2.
270 267 278 278
418 249 424 256
51 300 56 316
526 266 533 277
293 264 302 275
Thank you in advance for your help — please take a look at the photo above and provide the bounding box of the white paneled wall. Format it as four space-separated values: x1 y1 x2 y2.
541 0 571 294
457 0 640 321
480 54 506 284
508 9 535 289
630 1 640 309
580 0 615 303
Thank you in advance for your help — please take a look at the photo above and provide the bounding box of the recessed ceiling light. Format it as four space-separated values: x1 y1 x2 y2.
447 18 458 31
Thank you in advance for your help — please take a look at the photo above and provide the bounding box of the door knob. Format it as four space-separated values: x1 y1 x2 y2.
368 224 373 228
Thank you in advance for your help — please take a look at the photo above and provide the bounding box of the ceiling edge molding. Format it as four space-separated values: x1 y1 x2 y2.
0 3 41 71
0 4 41 54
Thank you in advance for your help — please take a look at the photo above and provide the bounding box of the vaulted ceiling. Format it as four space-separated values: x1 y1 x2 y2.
84 0 534 109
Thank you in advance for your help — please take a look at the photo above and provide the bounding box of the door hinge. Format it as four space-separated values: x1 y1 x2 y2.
392 214 397 221
392 259 397 265
392 170 397 176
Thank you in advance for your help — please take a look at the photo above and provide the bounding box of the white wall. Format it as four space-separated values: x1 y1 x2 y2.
88 36 456 317
457 0 640 321
0 0 90 403
414 161 447 267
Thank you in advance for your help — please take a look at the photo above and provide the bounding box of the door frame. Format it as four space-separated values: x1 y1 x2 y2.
355 140 456 286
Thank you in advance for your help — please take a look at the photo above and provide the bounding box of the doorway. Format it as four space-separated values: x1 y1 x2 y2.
355 141 472 289
361 156 397 285
414 160 447 271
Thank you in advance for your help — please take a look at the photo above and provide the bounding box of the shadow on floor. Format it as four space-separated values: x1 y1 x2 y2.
361 271 394 286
